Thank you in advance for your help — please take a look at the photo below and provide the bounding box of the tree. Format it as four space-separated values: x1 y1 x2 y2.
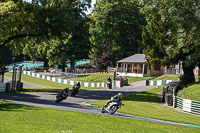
141 0 200 85
0 0 91 71
89 0 146 69
22 0 91 72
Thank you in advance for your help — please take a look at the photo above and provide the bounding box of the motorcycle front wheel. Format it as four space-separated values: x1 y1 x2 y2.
101 105 106 113
109 105 118 115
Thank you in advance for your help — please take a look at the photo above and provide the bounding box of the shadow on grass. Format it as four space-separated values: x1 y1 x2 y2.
0 102 40 111
123 92 160 103
22 88 62 93
77 74 89 77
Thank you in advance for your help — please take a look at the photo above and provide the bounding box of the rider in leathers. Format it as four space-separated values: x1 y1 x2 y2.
57 87 69 99
105 93 123 107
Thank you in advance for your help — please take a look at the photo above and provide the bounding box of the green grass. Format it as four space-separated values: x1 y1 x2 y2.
152 75 180 81
77 73 113 82
126 76 153 84
90 86 200 126
4 73 102 92
0 101 199 133
77 73 153 84
177 83 200 101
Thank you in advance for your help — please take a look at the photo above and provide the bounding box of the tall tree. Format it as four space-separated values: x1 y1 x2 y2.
22 0 91 72
141 0 200 85
0 0 91 71
89 0 146 69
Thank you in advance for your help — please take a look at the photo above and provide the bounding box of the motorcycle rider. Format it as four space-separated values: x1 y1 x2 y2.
107 76 112 82
72 82 81 91
71 82 81 96
107 76 112 89
105 93 123 107
56 87 69 99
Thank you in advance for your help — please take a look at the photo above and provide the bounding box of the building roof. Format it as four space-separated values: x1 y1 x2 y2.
117 54 147 63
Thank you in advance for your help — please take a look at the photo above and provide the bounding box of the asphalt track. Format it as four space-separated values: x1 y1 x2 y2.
1 81 200 129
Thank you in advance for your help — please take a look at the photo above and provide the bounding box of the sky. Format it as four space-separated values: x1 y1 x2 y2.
24 0 96 14
24 0 96 6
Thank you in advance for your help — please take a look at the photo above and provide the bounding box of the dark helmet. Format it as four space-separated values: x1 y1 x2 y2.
65 87 69 91
77 82 80 86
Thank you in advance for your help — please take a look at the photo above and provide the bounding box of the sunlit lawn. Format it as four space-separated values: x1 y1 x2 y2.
90 86 200 126
0 101 199 133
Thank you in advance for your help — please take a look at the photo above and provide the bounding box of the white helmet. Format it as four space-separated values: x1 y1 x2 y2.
118 93 122 97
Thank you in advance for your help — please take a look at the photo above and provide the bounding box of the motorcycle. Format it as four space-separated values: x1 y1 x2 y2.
107 80 112 89
55 90 68 103
101 99 123 115
71 87 80 97
71 83 81 97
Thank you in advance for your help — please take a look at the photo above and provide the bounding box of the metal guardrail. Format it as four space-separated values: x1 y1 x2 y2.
153 80 200 115
146 80 179 86
174 96 200 115
0 83 6 92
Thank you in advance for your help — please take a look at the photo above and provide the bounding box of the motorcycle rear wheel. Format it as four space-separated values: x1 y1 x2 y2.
55 97 63 103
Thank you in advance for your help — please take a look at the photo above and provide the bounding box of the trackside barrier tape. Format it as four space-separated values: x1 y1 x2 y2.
22 71 117 88
87 105 200 129
175 96 200 115
146 80 177 86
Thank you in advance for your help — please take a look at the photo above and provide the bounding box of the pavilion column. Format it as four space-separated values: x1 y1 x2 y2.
137 64 139 74
117 63 118 72
123 63 126 72
132 64 134 73
125 63 128 73
143 64 145 74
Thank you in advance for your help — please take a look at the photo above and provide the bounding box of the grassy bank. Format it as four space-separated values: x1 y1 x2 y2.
177 83 200 101
150 75 200 101
0 101 199 133
152 75 180 81
90 86 200 126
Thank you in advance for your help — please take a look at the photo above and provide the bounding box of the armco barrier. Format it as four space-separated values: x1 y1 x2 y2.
147 80 200 115
0 83 10 92
174 96 200 115
146 80 178 86
22 71 117 88
0 83 6 92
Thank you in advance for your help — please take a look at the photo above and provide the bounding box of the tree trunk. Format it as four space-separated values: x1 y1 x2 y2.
181 63 195 85
197 63 200 83
70 59 75 73
61 62 66 72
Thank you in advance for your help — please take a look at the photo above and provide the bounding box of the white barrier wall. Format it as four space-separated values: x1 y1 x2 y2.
22 71 118 88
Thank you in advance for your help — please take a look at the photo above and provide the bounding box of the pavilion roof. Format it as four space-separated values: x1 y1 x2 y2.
117 54 147 63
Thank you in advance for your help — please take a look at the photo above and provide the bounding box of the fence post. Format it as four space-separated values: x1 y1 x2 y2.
173 89 176 108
